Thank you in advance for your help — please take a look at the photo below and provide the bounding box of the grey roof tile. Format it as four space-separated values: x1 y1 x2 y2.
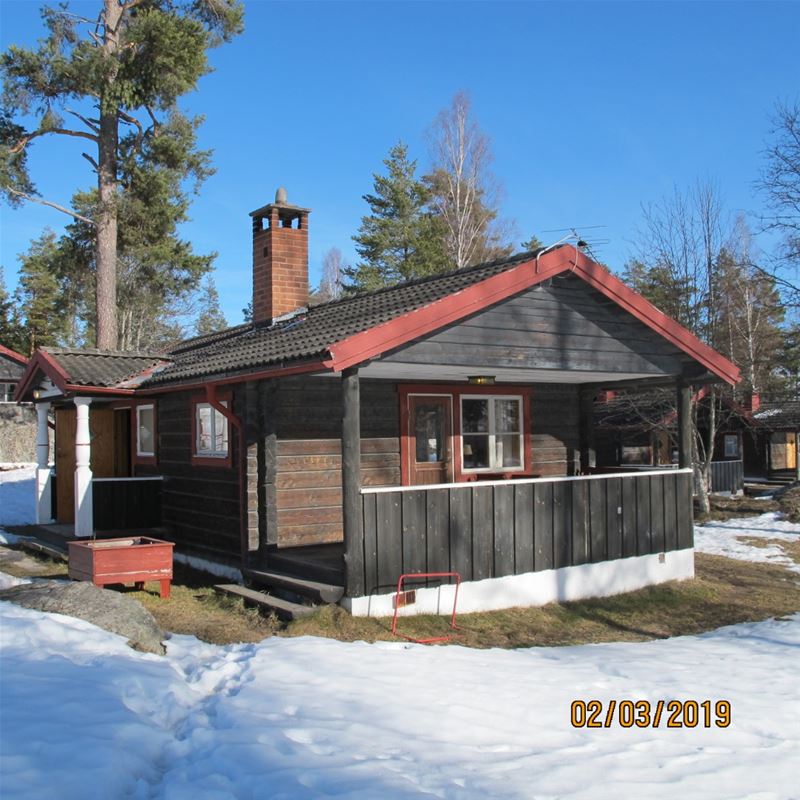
43 348 167 388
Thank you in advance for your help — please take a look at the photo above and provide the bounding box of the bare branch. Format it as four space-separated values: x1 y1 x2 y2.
65 108 100 134
6 188 96 226
81 152 99 171
9 127 98 154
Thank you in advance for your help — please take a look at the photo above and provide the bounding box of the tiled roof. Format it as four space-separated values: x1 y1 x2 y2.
147 250 544 386
0 352 26 382
753 402 800 431
42 348 167 388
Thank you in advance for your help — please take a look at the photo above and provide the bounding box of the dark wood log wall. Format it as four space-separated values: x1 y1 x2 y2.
356 470 693 597
531 385 580 476
272 377 400 548
138 389 242 565
93 478 163 531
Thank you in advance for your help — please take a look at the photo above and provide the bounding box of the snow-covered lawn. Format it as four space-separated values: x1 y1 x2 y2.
695 512 800 574
1 465 799 799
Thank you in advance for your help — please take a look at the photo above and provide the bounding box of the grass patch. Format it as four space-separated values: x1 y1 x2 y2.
282 554 800 648
3 545 799 649
695 494 780 523
777 485 800 523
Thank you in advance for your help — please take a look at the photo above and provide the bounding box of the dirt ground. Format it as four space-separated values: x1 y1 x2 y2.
2 537 798 650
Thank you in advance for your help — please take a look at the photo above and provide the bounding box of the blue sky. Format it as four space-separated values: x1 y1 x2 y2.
1 0 798 325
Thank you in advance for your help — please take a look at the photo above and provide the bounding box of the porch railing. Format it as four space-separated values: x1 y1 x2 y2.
710 460 744 494
92 476 163 531
355 469 694 597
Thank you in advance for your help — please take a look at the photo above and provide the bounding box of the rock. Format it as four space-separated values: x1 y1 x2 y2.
0 580 166 655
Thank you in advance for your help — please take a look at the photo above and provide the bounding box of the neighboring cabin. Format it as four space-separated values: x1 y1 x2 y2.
15 190 741 616
0 345 38 463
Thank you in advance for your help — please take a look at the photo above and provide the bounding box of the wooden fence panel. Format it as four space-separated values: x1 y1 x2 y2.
357 471 693 595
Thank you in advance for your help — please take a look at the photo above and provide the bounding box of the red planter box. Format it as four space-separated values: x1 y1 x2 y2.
68 537 175 599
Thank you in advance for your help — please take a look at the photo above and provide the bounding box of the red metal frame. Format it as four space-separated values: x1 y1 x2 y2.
399 384 534 486
391 572 462 644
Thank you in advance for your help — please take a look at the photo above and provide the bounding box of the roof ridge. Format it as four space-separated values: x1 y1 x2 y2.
43 347 168 358
306 248 547 314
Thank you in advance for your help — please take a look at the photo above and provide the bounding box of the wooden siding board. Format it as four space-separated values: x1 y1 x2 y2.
449 488 473 581
402 491 427 576
676 472 694 550
621 477 637 557
552 481 571 569
650 475 666 554
534 482 554 571
571 479 590 566
493 483 516 577
376 491 402 592
471 486 494 580
513 483 535 574
663 473 678 553
426 489 450 575
362 492 378 594
635 475 652 555
589 478 607 563
606 477 623 560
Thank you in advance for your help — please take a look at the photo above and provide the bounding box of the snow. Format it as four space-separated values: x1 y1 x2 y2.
0 464 36 527
2 466 799 798
695 512 800 574
1 586 799 798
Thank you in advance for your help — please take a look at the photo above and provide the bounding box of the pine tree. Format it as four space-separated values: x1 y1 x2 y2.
521 235 544 251
347 142 450 291
195 275 227 336
0 266 26 352
0 0 243 348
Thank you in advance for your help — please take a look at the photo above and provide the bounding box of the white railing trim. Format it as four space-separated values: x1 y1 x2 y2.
91 476 164 483
361 468 693 495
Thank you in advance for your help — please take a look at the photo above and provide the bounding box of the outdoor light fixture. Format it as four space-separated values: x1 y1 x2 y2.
32 389 40 400
468 376 495 385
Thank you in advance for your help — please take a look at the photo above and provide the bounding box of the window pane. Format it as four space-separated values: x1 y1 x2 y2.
462 399 489 433
724 435 738 458
495 434 522 468
462 435 489 468
494 399 520 433
197 405 213 452
138 406 154 455
414 404 444 463
214 408 228 454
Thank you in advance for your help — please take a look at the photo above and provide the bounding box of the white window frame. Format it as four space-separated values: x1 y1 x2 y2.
0 382 16 403
460 394 525 473
195 400 229 458
723 434 739 459
136 404 156 457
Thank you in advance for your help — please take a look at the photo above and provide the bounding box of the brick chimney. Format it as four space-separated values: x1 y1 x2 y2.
743 392 761 412
250 188 310 323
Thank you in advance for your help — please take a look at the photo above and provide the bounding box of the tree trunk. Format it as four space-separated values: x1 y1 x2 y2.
95 0 121 350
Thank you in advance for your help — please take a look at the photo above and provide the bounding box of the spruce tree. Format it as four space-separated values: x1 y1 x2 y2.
0 266 26 353
347 142 450 291
195 275 227 336
14 230 69 352
0 0 243 349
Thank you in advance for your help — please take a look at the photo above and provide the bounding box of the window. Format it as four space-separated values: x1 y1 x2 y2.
195 401 229 458
724 434 739 458
0 382 15 403
461 395 523 472
136 404 155 457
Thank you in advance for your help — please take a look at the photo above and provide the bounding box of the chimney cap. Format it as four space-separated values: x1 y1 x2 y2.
275 186 288 204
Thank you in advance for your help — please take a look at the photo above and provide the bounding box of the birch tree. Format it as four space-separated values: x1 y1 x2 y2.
426 92 509 268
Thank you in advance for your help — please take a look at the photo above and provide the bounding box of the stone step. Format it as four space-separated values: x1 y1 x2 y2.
213 584 317 622
19 539 68 562
243 568 344 604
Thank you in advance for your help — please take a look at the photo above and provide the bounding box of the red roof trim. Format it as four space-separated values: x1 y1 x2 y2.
327 246 741 385
0 344 28 365
14 349 71 401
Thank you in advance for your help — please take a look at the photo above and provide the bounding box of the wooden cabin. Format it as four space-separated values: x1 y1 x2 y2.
0 344 38 463
15 191 742 615
751 400 800 482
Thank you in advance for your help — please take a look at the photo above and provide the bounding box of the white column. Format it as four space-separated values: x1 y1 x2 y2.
73 397 93 538
35 402 53 524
